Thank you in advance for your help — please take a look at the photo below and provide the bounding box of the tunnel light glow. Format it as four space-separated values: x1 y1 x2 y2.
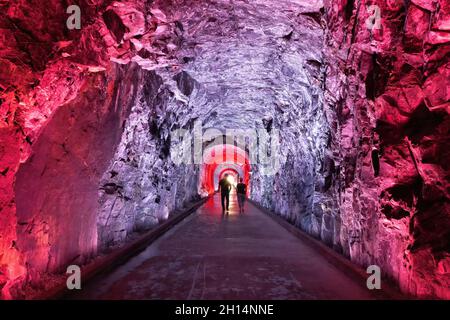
227 175 236 186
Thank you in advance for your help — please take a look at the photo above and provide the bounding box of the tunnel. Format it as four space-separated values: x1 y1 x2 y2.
0 0 449 300
200 143 251 195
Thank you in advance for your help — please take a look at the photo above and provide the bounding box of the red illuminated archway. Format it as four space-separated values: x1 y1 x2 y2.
219 168 239 180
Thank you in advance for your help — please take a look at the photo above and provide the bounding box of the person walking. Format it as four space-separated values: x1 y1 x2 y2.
236 178 247 213
218 174 232 213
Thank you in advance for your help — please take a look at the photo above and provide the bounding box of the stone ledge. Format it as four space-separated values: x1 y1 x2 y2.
36 196 210 300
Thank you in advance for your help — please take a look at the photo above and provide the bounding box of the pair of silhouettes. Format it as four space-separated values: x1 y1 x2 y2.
218 174 247 213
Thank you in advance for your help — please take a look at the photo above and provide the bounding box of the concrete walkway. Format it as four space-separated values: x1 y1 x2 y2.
77 192 378 300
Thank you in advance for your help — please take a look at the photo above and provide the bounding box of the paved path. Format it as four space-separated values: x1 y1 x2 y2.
77 192 378 300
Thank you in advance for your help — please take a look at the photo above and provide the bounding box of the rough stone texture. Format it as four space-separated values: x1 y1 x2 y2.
97 0 329 250
76 194 383 300
0 0 448 300
157 0 330 236
322 0 450 299
0 0 181 298
0 0 113 298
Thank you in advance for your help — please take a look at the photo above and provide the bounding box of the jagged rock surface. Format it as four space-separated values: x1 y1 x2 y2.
97 69 200 249
323 0 450 298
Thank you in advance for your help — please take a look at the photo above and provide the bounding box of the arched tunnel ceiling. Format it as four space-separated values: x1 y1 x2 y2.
159 0 329 202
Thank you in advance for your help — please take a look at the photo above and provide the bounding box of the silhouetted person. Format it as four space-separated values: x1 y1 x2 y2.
236 178 247 213
218 174 232 212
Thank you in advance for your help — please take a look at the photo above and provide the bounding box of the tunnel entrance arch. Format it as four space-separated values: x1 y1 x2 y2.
199 143 251 195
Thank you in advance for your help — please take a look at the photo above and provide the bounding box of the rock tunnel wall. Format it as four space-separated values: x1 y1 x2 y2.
97 0 331 250
0 0 448 299
97 69 201 250
0 0 182 297
14 63 140 275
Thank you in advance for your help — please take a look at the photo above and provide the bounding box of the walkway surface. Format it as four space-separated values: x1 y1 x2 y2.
76 192 379 300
